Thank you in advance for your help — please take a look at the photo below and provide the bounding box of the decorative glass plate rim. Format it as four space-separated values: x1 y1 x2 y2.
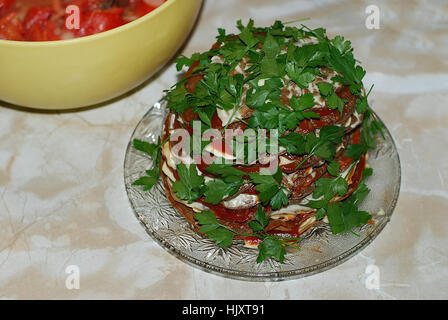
123 101 401 282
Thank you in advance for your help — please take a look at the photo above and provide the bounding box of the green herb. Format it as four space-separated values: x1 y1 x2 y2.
249 167 289 210
327 160 341 176
194 210 235 247
248 101 319 133
313 176 348 200
205 163 246 178
315 208 326 220
293 125 346 169
346 116 379 160
172 163 205 203
132 138 162 191
203 179 242 204
317 82 333 96
297 93 315 110
305 160 373 235
327 91 346 114
278 132 306 154
326 201 371 235
194 206 300 263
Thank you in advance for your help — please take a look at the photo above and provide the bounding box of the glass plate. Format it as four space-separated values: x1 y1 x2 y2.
123 100 401 281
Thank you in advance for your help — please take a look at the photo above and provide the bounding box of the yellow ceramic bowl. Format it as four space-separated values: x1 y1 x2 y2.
0 0 202 110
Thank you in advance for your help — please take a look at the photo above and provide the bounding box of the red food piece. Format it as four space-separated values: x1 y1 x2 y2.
198 198 258 223
134 0 165 17
75 7 125 37
71 0 103 12
24 7 60 41
0 0 15 16
0 12 24 40
24 6 52 30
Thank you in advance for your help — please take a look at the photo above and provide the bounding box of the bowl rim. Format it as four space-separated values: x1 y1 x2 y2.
0 0 180 47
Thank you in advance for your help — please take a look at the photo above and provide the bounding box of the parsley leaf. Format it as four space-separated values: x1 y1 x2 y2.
172 163 205 202
298 92 315 110
327 160 341 176
326 201 371 235
286 62 315 88
207 227 235 248
279 132 306 154
295 125 346 168
194 210 235 247
203 179 242 204
262 32 281 59
331 35 352 55
205 163 246 178
317 82 333 96
132 138 162 191
248 205 270 232
249 167 288 210
257 238 286 263
346 116 379 160
313 176 348 201
195 207 299 263
315 208 326 220
327 91 345 114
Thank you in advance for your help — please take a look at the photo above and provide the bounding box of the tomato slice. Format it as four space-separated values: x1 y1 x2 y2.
0 0 15 16
71 0 103 12
76 7 125 37
23 7 60 41
0 11 24 40
134 0 166 17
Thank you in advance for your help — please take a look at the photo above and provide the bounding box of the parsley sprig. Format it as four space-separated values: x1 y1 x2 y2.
194 206 300 263
132 138 163 191
277 125 346 169
306 164 373 235
248 166 289 210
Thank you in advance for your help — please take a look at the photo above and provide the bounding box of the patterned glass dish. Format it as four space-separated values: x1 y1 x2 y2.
124 100 401 281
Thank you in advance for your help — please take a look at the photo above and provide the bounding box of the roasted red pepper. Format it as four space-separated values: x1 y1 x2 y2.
76 7 124 37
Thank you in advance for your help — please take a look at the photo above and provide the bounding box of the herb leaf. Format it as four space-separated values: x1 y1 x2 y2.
194 210 235 247
257 238 286 263
132 138 162 191
203 179 242 204
326 201 371 234
249 167 289 210
172 163 205 202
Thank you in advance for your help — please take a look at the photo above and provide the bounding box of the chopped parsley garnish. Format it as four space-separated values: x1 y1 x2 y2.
132 138 163 191
326 201 371 235
249 167 289 210
203 179 242 205
278 125 346 169
172 163 205 203
194 206 300 263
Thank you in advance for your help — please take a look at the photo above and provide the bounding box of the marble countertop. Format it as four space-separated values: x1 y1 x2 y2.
1 0 447 299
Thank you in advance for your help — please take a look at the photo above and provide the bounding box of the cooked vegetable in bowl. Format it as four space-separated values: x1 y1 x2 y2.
0 0 202 109
0 0 167 41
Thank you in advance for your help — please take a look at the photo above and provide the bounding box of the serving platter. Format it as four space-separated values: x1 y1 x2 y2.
124 99 401 281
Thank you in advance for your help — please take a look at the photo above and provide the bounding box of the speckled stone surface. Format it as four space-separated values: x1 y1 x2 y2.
1 0 447 299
